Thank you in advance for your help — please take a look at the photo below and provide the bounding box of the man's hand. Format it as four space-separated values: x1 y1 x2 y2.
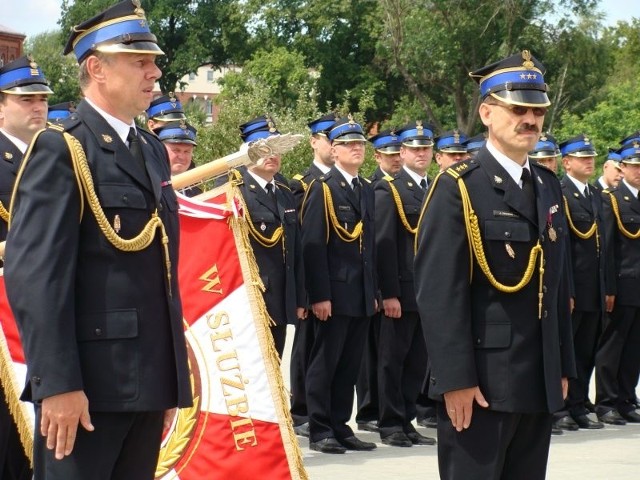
382 298 401 319
569 297 575 313
296 307 307 320
605 295 615 313
164 408 177 435
443 386 489 432
41 390 94 460
311 301 331 321
561 377 569 400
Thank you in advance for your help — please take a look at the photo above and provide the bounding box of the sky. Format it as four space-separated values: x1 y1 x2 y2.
2 0 639 40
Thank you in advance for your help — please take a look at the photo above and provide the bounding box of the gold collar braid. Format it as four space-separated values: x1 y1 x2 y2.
11 131 173 297
562 196 600 255
607 191 640 239
418 168 545 318
321 182 363 251
386 180 418 234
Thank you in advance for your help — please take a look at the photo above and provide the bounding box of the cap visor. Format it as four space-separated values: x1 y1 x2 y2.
529 150 558 159
2 84 53 95
490 90 550 107
163 138 197 146
333 133 366 143
97 41 164 56
567 150 597 158
152 112 187 121
402 139 434 147
375 146 401 154
439 147 467 153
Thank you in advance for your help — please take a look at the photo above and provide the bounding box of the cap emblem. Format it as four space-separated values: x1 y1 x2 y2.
522 50 534 69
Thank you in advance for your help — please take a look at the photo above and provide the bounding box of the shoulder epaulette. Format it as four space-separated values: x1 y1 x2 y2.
445 160 478 179
292 173 304 181
363 177 372 184
382 174 394 182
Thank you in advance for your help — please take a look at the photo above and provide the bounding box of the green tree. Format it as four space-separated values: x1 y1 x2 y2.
25 31 81 105
59 0 252 93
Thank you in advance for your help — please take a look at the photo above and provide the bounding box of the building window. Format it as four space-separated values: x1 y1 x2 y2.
207 70 214 82
206 99 213 116
189 72 196 81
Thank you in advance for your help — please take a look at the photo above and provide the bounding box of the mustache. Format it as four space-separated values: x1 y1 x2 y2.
516 124 539 134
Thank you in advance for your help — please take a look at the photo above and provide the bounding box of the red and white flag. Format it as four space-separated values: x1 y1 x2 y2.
0 189 307 480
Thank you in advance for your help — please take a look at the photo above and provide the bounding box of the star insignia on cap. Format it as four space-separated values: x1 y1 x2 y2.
584 136 591 145
520 73 526 80
453 130 460 143
179 120 187 130
347 113 356 125
102 134 113 143
540 134 548 142
633 141 640 148
416 120 424 136
494 175 502 184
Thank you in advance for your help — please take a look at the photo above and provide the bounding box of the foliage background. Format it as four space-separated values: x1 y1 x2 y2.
25 0 640 178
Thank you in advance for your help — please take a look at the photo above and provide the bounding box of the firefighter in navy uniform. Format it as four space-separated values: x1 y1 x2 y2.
552 135 606 431
415 51 575 480
595 140 640 425
153 120 202 197
233 115 306 358
145 92 186 132
374 122 436 447
4 2 193 478
0 53 53 480
355 128 402 433
434 130 468 172
301 115 377 454
288 113 337 438
528 133 561 175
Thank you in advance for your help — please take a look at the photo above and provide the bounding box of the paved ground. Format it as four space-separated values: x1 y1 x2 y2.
280 326 640 480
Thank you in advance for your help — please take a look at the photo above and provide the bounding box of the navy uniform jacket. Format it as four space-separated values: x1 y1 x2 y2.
0 132 22 241
369 166 387 185
4 100 192 412
415 148 576 414
237 169 305 325
290 163 325 211
560 178 606 312
374 169 425 312
300 167 377 317
602 182 640 307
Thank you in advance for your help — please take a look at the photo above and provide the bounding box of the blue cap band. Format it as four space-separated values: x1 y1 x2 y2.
398 127 433 142
620 145 640 160
608 151 622 161
73 18 154 61
309 120 335 135
47 110 72 120
158 127 196 142
244 129 277 143
329 122 364 142
371 134 400 150
0 66 47 90
480 69 545 97
437 135 468 151
147 100 183 118
560 139 596 156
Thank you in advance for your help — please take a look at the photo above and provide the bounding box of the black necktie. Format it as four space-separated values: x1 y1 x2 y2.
352 177 361 202
420 178 427 190
127 127 145 170
584 186 589 197
265 182 278 210
521 168 535 207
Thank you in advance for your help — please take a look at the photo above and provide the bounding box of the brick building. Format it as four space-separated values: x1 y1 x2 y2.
0 24 25 66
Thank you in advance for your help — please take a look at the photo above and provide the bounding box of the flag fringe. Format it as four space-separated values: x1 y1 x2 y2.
227 181 308 480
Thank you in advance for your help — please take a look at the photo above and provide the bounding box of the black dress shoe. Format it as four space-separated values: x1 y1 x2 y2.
551 425 563 435
293 422 309 437
585 400 596 414
406 431 436 445
597 410 627 426
572 414 604 430
340 435 377 451
417 416 437 428
357 420 379 433
620 409 640 423
554 415 579 431
309 437 346 454
381 432 412 447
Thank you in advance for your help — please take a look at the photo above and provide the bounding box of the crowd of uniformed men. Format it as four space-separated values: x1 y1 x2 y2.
1 1 640 478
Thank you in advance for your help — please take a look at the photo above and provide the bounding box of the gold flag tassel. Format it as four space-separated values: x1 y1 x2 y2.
0 319 33 465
